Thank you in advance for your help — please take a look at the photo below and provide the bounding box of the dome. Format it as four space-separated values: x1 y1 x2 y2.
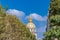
26 22 36 28
26 16 37 39
26 17 36 28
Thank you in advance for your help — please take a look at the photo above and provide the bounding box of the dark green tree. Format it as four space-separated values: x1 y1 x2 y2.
44 0 60 40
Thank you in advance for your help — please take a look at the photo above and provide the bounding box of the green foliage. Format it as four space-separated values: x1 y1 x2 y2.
44 15 60 40
44 27 60 40
50 15 60 27
44 0 60 40
50 0 60 15
0 6 36 40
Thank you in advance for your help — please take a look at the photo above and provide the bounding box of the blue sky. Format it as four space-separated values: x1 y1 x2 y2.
0 0 50 39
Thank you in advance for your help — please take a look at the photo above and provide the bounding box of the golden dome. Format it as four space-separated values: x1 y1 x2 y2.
26 17 37 39
26 17 36 28
26 22 36 28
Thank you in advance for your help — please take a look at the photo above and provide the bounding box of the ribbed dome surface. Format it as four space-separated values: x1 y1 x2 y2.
26 22 36 28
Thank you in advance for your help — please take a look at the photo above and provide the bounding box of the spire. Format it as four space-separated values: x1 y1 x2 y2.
29 16 32 23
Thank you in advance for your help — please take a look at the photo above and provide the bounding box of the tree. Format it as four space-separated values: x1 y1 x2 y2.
0 5 36 40
44 0 60 40
49 0 60 16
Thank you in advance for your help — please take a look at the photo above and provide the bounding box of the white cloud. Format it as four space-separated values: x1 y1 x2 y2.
26 13 47 21
37 25 46 33
6 9 47 22
37 25 46 38
6 9 25 17
37 38 42 40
